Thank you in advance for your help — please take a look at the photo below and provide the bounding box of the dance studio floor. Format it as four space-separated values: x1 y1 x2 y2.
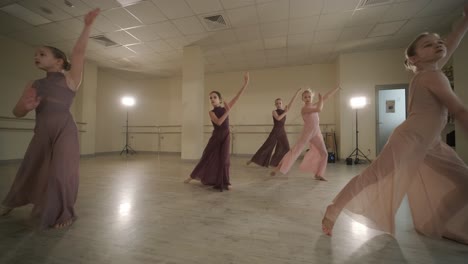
0 153 467 263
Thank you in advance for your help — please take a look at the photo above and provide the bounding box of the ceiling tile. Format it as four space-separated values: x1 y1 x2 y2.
381 0 429 22
289 16 318 34
126 25 161 41
149 21 183 38
125 1 167 24
226 5 258 27
348 5 389 27
106 30 140 45
185 0 223 15
172 16 206 35
125 43 155 54
396 16 443 37
368 20 407 37
164 37 190 49
290 0 323 18
146 39 173 52
317 12 352 30
234 26 262 41
47 0 92 17
257 0 289 23
416 0 465 18
322 0 360 14
19 0 72 21
313 29 341 43
240 39 264 51
339 24 373 41
151 0 193 19
287 33 314 48
210 29 237 44
0 11 33 34
264 36 287 49
102 7 142 29
87 14 120 33
220 0 255 9
261 20 288 38
82 0 120 10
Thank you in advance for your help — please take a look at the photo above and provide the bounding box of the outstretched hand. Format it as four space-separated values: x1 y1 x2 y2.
243 72 250 85
21 82 41 111
84 8 100 26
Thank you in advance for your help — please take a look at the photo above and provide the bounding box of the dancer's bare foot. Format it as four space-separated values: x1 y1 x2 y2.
322 216 334 236
53 219 73 229
315 175 327 181
246 160 252 165
0 206 12 217
184 177 192 183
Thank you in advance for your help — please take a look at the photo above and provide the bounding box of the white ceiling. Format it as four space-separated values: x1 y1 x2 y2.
0 0 465 78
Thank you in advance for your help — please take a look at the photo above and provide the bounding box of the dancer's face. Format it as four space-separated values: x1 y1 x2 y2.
274 99 283 109
412 35 446 65
302 91 313 103
209 92 221 107
34 47 62 71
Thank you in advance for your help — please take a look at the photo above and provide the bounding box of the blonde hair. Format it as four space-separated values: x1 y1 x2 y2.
302 88 314 96
404 32 440 71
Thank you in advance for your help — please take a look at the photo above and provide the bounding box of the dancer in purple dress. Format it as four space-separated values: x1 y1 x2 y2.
247 88 302 167
184 72 250 191
322 5 468 245
0 9 100 229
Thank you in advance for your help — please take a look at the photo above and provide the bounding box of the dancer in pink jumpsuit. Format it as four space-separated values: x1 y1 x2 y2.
322 5 468 245
271 86 340 180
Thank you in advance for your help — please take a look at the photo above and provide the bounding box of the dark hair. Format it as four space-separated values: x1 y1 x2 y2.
404 32 440 71
44 46 71 71
209 91 222 99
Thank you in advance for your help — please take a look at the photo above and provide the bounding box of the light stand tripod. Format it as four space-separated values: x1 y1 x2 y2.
347 108 371 164
120 110 136 156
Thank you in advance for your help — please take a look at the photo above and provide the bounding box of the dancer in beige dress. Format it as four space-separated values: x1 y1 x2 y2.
322 5 468 245
0 9 100 229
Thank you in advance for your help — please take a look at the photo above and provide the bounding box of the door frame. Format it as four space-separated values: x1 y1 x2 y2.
375 84 409 155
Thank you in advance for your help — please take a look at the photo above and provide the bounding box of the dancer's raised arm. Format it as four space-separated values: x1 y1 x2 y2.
68 8 100 91
226 72 249 109
438 4 468 68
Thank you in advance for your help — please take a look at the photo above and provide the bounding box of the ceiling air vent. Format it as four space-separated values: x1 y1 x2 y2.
90 35 120 47
357 0 394 8
202 14 230 31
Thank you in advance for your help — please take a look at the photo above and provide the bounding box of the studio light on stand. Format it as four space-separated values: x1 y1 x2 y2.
346 96 371 164
120 96 137 156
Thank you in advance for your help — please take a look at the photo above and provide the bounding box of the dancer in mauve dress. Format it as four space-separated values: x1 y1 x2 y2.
0 9 100 229
247 88 301 167
271 86 340 180
184 72 250 191
322 5 468 245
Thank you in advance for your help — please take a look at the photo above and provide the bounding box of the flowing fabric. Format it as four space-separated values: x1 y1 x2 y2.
190 106 231 189
327 70 468 243
250 109 290 167
278 109 328 176
2 72 79 228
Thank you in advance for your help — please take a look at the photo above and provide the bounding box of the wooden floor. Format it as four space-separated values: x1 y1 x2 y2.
0 153 467 264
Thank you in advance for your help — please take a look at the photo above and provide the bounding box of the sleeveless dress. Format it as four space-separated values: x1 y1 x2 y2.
2 71 80 228
250 109 290 167
278 109 328 176
326 70 468 244
190 106 231 190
